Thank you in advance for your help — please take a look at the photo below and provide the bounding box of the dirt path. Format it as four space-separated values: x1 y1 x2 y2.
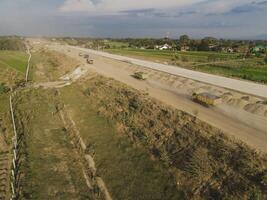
70 46 267 99
48 44 267 152
25 44 32 82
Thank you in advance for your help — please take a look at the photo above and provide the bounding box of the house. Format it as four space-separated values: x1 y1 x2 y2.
208 44 218 51
159 44 172 50
221 47 234 53
227 47 234 53
180 46 190 52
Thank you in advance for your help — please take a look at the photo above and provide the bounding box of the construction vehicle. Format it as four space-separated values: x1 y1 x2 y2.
132 72 148 80
192 92 221 106
83 54 89 59
87 59 94 64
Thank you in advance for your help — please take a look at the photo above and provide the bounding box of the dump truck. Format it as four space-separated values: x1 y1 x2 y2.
83 54 89 59
132 72 148 80
87 59 94 64
192 92 221 106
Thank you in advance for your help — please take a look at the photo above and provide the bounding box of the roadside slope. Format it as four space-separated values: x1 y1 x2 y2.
60 74 267 200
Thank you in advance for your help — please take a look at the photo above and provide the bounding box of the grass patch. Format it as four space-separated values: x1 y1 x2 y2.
0 50 28 73
0 93 12 150
60 84 183 200
106 48 239 62
14 89 91 199
30 49 79 82
193 63 267 83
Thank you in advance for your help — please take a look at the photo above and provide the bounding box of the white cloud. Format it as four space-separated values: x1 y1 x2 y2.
59 0 205 14
193 0 255 14
59 0 95 12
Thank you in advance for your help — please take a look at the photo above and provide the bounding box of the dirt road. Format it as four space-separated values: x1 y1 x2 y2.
71 46 267 99
47 44 267 152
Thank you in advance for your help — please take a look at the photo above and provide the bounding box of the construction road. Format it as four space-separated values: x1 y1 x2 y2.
46 43 267 152
71 46 267 99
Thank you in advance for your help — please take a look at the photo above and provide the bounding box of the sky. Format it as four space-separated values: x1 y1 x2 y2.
0 0 266 39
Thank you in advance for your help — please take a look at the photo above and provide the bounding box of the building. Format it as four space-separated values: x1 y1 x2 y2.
180 46 190 52
159 44 172 50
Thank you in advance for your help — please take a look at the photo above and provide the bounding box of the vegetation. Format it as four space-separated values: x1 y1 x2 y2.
14 89 92 199
77 75 267 200
0 83 9 95
31 49 80 82
0 51 28 73
60 84 183 200
0 37 25 51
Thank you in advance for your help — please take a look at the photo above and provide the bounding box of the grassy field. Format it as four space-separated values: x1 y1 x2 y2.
0 47 26 199
14 89 92 199
60 83 183 200
104 41 129 48
0 51 28 73
106 48 239 62
105 48 267 83
0 93 12 150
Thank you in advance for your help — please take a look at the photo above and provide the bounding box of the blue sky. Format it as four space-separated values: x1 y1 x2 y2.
0 0 266 39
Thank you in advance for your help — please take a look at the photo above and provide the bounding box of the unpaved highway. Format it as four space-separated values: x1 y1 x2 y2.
71 46 267 99
47 43 267 153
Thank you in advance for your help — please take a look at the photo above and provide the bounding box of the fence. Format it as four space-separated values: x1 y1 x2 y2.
9 93 18 200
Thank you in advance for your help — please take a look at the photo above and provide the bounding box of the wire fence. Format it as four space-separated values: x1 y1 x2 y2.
8 43 31 200
9 93 18 200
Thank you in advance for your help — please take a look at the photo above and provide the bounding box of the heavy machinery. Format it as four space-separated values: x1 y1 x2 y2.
132 72 148 80
83 54 89 59
87 59 94 64
192 92 221 106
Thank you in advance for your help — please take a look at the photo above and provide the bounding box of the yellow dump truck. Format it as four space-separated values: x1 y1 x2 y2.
132 72 148 80
192 92 221 106
87 59 94 64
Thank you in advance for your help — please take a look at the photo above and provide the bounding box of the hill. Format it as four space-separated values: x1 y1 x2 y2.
0 37 25 51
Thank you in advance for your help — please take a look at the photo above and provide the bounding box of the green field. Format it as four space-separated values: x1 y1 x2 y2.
106 48 239 61
0 51 28 73
105 48 267 83
14 89 92 199
104 41 129 48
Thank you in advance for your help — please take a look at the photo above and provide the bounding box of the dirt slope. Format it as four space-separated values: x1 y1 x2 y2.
67 74 267 200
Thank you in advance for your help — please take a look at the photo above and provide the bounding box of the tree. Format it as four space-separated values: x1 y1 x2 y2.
179 35 190 47
198 39 210 51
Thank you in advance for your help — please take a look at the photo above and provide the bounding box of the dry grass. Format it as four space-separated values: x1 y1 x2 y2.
74 75 267 200
30 49 81 82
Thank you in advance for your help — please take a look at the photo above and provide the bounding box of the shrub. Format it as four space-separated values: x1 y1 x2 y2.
181 56 188 62
0 83 9 95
